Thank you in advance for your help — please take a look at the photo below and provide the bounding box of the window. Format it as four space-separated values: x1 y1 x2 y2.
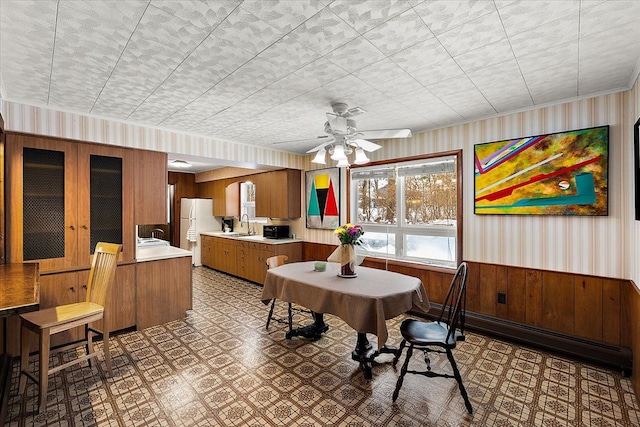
349 152 461 268
240 181 267 223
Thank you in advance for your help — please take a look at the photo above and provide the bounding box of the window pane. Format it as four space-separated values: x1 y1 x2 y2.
355 177 397 224
404 171 457 226
406 235 456 264
359 232 396 256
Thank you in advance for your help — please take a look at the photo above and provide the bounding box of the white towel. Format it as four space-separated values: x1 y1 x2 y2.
186 223 196 243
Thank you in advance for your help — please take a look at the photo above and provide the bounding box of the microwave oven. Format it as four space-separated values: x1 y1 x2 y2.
263 225 289 239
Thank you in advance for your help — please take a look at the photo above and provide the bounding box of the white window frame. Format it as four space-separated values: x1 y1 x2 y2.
348 152 461 269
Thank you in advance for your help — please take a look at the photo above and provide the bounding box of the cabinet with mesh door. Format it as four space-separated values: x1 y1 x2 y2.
5 134 135 271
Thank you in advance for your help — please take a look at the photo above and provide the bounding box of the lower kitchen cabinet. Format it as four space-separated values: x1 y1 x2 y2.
136 256 192 330
202 235 302 284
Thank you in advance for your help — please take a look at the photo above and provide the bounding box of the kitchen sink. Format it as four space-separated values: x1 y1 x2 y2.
238 235 266 241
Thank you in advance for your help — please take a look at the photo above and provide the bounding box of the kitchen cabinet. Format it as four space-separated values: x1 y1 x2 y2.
202 235 302 284
5 133 135 270
254 169 301 219
212 179 240 217
134 149 168 225
136 256 192 330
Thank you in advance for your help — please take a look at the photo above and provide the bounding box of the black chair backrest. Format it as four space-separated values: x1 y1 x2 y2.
436 262 468 344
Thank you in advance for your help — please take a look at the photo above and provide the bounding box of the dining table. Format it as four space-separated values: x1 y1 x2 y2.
262 261 430 379
0 263 40 427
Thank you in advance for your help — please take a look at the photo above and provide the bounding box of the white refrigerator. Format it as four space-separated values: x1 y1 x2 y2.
180 198 220 266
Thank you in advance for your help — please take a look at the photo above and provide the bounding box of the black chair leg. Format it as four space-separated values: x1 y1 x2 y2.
287 303 293 334
392 344 413 402
446 349 473 414
393 339 406 367
265 299 276 329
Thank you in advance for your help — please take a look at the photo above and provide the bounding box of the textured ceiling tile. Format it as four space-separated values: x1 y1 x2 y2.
496 0 579 37
50 2 148 112
324 37 386 73
258 35 321 72
426 75 477 99
509 14 579 59
528 78 578 105
580 0 640 37
353 58 408 87
438 10 507 57
413 0 495 35
149 0 240 31
410 57 465 87
240 0 325 33
518 41 578 90
92 5 212 117
211 6 284 55
389 38 452 73
267 73 319 100
0 0 57 103
454 39 515 73
318 74 374 100
222 57 289 95
329 0 412 33
375 74 424 98
468 59 532 111
293 57 349 86
287 7 359 55
364 8 433 56
440 89 496 120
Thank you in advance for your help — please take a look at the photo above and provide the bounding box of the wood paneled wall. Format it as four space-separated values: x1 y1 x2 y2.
623 281 640 395
303 242 628 354
168 172 196 247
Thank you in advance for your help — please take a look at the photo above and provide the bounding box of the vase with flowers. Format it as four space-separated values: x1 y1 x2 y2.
327 223 364 277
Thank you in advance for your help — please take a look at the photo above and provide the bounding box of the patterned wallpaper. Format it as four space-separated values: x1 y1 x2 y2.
1 91 637 281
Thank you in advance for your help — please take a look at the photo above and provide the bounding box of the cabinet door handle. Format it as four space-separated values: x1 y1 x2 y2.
70 286 75 292
82 285 87 290
82 225 88 230
70 225 75 230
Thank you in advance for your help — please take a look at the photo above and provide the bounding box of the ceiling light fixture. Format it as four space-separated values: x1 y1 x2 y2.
169 159 192 169
311 148 327 164
311 140 370 168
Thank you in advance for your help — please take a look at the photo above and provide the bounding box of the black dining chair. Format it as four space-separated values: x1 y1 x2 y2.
391 261 473 414
264 255 312 336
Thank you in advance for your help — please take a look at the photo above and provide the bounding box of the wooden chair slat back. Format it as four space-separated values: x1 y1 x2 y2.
85 242 121 306
265 255 288 269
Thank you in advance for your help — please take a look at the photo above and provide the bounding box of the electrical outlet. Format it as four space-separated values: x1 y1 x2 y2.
497 292 506 304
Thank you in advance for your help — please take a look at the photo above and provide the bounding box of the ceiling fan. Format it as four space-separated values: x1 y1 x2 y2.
307 102 412 167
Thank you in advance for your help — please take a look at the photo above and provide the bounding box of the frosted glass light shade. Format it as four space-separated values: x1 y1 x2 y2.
330 144 347 161
311 149 326 164
353 148 370 165
336 158 350 167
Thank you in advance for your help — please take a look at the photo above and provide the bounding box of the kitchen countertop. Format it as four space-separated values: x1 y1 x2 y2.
136 245 193 262
201 231 300 245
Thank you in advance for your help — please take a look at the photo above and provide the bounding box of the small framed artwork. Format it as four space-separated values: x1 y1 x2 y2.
474 125 609 216
635 117 640 220
306 168 340 229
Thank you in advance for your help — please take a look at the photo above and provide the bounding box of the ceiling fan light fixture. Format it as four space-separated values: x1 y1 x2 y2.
330 144 347 161
353 148 370 165
311 148 326 164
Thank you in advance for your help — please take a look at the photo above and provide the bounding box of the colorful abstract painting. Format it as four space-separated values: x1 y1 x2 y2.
306 168 340 229
474 126 609 215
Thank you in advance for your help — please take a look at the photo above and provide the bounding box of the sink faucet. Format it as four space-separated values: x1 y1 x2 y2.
150 228 164 239
240 214 254 235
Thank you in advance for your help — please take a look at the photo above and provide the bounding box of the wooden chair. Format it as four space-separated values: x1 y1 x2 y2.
19 242 121 413
391 262 473 414
264 255 312 336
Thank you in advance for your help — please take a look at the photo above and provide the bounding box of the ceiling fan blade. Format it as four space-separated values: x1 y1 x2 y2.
306 138 335 153
345 106 366 117
359 129 412 140
351 138 381 152
272 135 330 146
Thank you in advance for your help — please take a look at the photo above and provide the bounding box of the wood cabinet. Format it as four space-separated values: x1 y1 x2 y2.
134 149 168 225
255 169 301 218
5 134 135 270
136 256 192 330
202 236 302 284
212 179 240 217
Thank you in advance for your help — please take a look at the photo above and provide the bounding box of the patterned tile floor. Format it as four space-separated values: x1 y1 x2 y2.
6 267 640 426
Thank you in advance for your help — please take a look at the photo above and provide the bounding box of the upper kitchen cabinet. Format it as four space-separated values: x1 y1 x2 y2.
134 149 168 225
212 179 239 217
5 134 135 271
255 169 301 219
